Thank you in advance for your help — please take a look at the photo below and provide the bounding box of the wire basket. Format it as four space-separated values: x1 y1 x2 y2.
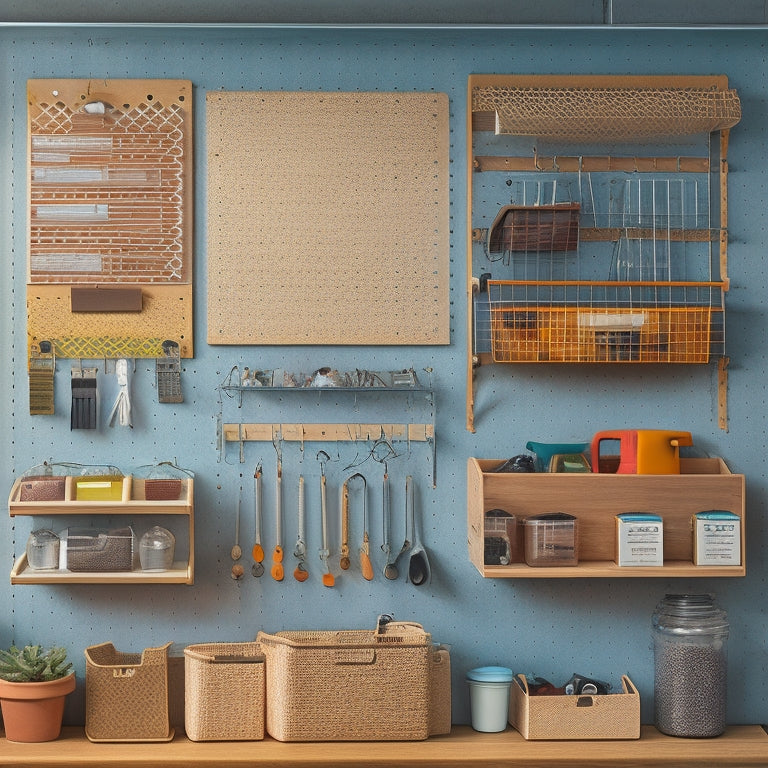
486 280 722 363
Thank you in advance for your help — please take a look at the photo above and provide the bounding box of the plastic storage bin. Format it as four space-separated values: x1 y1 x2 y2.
84 641 174 742
524 513 578 566
66 527 134 571
184 642 265 741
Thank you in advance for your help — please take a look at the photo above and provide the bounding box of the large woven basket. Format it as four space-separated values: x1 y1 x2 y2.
84 641 173 742
257 621 435 741
184 642 265 741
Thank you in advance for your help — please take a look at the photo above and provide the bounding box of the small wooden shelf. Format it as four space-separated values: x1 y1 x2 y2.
468 457 745 578
10 555 192 584
8 476 194 585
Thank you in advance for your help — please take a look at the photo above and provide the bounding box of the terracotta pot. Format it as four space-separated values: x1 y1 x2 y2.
0 672 76 742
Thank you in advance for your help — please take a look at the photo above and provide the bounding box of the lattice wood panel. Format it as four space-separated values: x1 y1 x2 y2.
27 78 193 358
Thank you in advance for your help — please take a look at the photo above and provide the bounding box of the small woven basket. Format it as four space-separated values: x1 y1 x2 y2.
257 621 434 741
84 641 173 742
184 642 265 741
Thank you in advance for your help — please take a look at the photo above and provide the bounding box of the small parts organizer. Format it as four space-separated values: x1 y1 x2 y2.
8 473 194 584
467 74 742 431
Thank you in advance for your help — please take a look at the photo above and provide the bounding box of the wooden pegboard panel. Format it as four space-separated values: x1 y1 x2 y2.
206 91 450 346
27 78 193 358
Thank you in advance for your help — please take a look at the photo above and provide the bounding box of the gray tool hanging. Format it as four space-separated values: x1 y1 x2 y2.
70 366 98 430
156 340 183 403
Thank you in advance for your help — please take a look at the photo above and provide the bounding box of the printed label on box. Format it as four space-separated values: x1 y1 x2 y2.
694 510 741 566
616 513 663 566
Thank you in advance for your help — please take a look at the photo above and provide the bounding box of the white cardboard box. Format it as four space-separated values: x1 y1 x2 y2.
615 513 663 566
694 510 741 566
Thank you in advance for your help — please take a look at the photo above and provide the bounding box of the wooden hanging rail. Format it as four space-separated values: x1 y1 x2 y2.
473 155 710 173
222 423 434 444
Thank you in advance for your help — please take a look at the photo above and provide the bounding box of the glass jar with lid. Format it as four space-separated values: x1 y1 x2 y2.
652 593 729 737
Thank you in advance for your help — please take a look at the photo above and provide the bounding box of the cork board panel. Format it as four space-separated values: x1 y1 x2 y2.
27 78 193 358
27 284 193 359
206 91 450 345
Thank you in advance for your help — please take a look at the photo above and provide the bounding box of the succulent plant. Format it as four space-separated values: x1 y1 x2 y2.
0 644 72 683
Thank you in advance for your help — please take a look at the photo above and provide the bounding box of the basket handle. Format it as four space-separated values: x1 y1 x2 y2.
334 648 376 665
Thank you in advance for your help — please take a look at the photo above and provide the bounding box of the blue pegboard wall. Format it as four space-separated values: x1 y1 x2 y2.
1 25 768 728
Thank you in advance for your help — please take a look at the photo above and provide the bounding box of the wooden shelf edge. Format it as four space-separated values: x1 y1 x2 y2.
11 554 193 584
1 725 766 767
476 561 745 578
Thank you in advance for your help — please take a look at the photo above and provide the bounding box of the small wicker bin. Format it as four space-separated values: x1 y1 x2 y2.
184 642 265 741
509 673 640 740
257 621 449 741
84 641 174 742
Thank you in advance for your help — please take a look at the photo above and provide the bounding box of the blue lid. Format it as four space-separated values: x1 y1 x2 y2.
617 512 662 522
466 666 514 683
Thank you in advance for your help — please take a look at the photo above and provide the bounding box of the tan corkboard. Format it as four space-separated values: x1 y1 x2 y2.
27 78 193 358
206 91 450 345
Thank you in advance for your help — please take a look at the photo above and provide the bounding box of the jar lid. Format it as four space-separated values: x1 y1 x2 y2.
467 666 514 683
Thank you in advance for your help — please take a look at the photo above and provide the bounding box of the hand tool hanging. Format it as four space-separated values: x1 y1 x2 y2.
317 450 334 587
339 477 350 572
231 486 244 580
407 476 431 586
70 364 98 430
28 340 55 416
293 475 308 582
347 472 373 581
251 462 264 577
271 429 284 581
108 359 133 428
381 463 398 580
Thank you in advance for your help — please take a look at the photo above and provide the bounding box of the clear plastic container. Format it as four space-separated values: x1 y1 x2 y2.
524 512 578 566
26 529 60 570
139 526 176 571
484 509 517 565
652 593 729 737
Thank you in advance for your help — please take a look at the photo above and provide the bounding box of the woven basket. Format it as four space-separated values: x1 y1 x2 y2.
84 641 174 742
509 673 640 740
257 621 435 741
184 642 265 741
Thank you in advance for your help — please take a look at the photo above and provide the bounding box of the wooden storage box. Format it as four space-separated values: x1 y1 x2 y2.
467 456 745 578
509 674 640 740
184 642 265 742
256 622 449 741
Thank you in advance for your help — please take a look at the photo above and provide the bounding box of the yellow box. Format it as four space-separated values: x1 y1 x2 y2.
74 476 125 501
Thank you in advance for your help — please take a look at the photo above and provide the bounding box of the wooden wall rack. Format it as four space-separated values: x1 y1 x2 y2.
467 74 741 432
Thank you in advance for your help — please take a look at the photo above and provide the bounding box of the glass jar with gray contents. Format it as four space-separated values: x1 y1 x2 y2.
652 593 729 737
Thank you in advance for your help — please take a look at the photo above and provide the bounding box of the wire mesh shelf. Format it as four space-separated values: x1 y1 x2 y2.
478 280 724 363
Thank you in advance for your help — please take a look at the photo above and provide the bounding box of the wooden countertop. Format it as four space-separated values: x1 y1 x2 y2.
1 725 767 767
